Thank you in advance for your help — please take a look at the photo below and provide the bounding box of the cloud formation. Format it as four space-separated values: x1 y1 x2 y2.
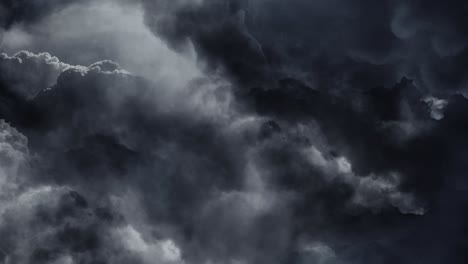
0 0 468 263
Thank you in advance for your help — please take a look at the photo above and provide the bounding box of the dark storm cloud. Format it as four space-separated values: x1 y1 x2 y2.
0 51 71 98
0 107 194 264
142 0 270 87
138 0 468 263
0 119 137 263
139 0 468 196
0 50 426 264
142 0 468 95
0 0 468 263
0 0 85 29
0 52 250 263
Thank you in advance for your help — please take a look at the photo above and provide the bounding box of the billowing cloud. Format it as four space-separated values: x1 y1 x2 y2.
0 1 468 263
0 51 85 98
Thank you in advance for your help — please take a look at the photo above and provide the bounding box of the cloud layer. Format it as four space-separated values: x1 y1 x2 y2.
0 0 468 263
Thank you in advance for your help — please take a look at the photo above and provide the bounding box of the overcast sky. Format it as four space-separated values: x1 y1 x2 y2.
0 0 468 263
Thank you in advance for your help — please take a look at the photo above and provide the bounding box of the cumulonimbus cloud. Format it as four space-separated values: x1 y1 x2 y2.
0 0 468 263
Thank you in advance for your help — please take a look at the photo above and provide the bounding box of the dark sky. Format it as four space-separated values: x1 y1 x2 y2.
0 0 467 263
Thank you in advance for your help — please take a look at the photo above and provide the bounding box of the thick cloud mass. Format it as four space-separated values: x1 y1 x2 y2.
0 0 84 28
0 0 468 263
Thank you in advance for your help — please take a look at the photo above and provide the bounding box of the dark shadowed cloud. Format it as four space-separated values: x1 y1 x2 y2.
0 0 468 264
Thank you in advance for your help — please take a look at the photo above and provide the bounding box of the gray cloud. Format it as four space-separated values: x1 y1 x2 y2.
0 0 468 263
0 50 428 264
0 51 83 98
